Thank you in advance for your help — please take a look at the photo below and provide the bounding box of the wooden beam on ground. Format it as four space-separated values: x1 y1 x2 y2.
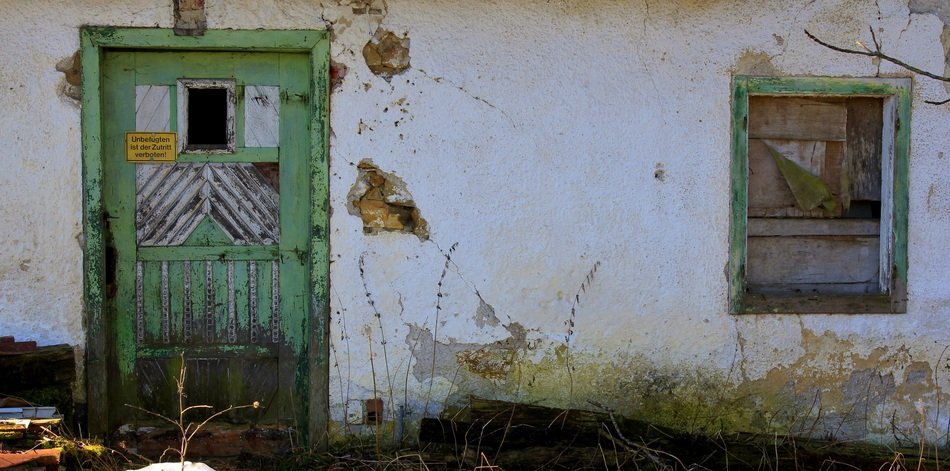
0 448 62 470
419 397 943 470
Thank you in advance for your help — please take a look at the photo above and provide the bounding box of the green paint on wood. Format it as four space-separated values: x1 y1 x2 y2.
729 76 911 314
138 344 277 359
144 262 161 341
728 77 749 314
169 261 184 343
177 147 278 163
308 37 332 449
138 246 278 261
80 27 108 437
182 217 234 246
235 261 251 333
213 260 229 342
257 260 273 342
101 51 139 389
81 27 329 443
277 51 312 437
745 76 904 96
892 87 911 285
190 260 206 343
83 28 326 52
278 52 310 353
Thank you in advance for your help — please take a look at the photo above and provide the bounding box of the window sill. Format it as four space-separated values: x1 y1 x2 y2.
736 293 906 314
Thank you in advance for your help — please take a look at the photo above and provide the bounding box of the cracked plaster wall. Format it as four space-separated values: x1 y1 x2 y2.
1 0 950 444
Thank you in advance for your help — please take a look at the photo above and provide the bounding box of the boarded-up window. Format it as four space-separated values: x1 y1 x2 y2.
746 96 883 296
729 76 910 315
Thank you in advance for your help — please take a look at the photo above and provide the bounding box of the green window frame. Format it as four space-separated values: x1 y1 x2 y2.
728 76 910 314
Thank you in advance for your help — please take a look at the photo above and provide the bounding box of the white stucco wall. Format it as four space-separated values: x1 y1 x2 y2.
1 0 949 443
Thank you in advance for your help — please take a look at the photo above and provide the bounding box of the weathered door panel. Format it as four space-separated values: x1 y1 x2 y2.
101 50 311 430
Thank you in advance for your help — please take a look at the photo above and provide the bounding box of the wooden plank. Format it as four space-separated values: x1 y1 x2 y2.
748 218 879 237
748 139 844 217
82 27 326 53
177 147 278 163
168 261 183 343
133 52 239 85
137 344 277 359
102 52 141 414
739 293 896 314
0 448 62 468
422 397 940 469
745 76 905 96
202 261 215 344
79 29 109 436
0 336 37 354
894 89 910 283
256 260 273 344
80 40 106 438
234 261 251 342
824 140 844 208
245 86 280 148
749 97 847 141
728 77 750 314
846 97 883 203
0 345 75 390
279 51 311 436
213 261 229 343
142 261 161 343
138 246 278 261
747 235 879 285
135 85 171 132
748 281 880 295
189 259 206 344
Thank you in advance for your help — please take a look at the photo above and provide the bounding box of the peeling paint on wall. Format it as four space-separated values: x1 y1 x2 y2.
408 320 527 383
734 50 780 76
362 29 410 80
474 299 500 329
330 60 348 92
347 160 428 239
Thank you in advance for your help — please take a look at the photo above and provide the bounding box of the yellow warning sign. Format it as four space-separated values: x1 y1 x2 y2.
126 132 177 162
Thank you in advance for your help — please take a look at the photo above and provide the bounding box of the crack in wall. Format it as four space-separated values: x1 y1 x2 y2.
416 68 517 128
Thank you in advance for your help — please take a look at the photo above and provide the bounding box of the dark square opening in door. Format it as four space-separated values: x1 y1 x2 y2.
187 88 228 147
177 78 235 153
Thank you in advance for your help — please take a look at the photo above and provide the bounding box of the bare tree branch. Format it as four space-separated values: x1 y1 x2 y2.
804 28 950 83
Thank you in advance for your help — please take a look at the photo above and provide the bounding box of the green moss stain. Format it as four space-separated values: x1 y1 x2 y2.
403 327 945 443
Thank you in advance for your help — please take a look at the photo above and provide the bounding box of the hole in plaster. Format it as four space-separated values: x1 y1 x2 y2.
362 29 411 81
55 51 82 101
347 160 428 239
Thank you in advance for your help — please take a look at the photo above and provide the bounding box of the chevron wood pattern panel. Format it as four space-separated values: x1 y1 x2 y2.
135 163 280 246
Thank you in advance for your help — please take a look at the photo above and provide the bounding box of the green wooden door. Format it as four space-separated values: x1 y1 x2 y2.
100 50 313 433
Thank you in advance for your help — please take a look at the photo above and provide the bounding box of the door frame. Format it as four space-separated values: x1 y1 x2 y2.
80 27 330 447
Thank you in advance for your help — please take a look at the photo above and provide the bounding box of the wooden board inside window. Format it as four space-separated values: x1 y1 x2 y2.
746 96 884 296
